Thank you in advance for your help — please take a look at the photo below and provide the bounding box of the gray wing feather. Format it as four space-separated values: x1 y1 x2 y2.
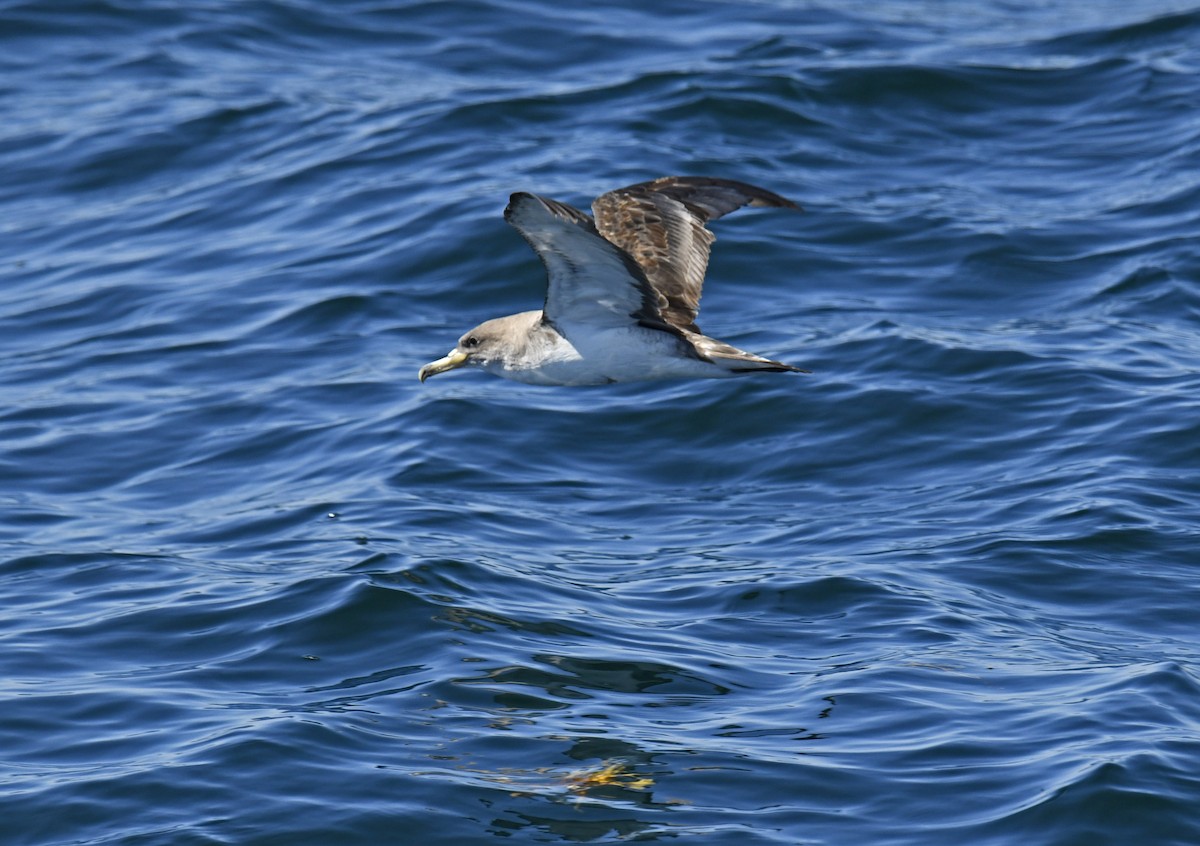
503 192 674 334
591 176 799 332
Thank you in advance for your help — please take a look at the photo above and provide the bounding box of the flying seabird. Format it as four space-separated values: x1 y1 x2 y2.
418 176 808 386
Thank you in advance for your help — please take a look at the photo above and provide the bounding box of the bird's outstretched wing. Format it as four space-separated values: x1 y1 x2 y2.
591 176 799 332
503 192 675 334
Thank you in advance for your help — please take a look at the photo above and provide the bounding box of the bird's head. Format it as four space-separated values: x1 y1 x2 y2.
418 317 514 382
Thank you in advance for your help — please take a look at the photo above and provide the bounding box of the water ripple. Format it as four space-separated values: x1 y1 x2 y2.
4 1 1200 844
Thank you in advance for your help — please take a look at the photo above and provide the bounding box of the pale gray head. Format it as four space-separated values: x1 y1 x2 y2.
418 314 533 382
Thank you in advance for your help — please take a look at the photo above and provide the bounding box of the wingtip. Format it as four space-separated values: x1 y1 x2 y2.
505 191 594 227
504 191 536 220
753 197 804 212
745 189 802 212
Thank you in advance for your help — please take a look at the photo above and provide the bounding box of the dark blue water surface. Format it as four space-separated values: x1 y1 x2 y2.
3 1 1200 843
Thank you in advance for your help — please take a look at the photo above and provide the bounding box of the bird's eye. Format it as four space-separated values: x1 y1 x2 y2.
463 335 480 348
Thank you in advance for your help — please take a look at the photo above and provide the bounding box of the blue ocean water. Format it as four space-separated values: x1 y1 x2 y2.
3 0 1200 843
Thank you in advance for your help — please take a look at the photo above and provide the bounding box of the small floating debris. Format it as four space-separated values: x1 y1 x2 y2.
564 760 654 793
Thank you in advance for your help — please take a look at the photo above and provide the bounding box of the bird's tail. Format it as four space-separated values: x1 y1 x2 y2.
692 335 809 374
729 360 810 374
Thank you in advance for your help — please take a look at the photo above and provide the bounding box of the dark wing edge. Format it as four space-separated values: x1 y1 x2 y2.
591 176 800 332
